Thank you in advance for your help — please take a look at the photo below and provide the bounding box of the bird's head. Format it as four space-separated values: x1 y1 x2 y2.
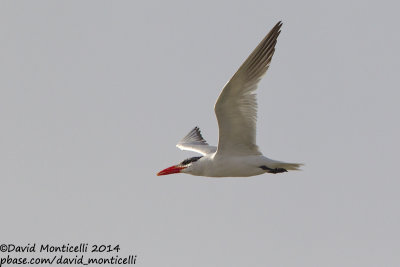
157 156 203 176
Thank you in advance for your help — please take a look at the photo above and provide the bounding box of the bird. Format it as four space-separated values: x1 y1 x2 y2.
157 21 302 177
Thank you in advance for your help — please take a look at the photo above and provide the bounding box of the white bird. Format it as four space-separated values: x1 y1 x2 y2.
158 21 302 177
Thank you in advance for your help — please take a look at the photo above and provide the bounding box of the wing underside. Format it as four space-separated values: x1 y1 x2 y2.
176 127 217 156
214 22 282 156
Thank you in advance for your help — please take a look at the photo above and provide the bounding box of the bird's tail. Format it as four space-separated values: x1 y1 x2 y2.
268 160 303 171
278 162 303 171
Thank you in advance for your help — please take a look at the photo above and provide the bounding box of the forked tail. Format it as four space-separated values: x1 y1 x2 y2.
262 160 303 172
276 162 303 171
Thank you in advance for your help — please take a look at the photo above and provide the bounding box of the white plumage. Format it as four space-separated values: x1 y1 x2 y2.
158 21 302 177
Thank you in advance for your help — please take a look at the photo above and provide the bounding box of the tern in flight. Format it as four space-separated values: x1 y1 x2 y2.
158 21 302 177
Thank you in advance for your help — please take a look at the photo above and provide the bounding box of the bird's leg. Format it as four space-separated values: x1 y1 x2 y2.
259 165 287 174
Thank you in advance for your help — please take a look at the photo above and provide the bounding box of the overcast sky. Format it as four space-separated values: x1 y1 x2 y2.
1 1 400 266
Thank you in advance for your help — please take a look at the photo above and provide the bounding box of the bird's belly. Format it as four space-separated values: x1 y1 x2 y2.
201 157 266 177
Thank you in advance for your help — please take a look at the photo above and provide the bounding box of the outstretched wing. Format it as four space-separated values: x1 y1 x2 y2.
214 21 282 156
176 127 217 156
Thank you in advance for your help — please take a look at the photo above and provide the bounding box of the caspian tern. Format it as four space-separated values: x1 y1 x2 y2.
158 21 302 177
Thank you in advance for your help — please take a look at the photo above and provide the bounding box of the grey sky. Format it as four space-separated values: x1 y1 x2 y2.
1 0 399 266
